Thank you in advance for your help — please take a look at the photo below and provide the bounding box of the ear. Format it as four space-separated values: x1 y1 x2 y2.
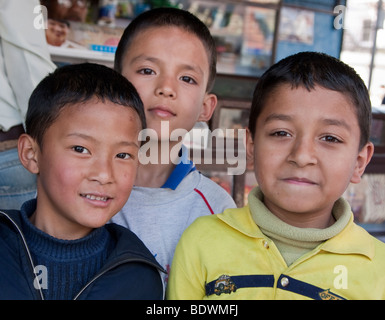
197 93 217 122
18 134 40 174
350 142 374 184
246 128 255 170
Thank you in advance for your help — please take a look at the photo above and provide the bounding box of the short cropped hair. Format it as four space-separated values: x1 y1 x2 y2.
114 7 217 92
26 63 146 149
248 51 372 150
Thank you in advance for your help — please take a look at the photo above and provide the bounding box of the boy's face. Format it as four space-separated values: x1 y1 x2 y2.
120 26 216 140
24 99 142 239
246 84 373 227
46 19 69 47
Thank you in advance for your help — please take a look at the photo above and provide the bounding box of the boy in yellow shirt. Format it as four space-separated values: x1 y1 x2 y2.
167 51 385 300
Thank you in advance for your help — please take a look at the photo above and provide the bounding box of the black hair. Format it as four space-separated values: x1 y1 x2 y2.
248 51 371 150
26 62 146 148
114 7 217 92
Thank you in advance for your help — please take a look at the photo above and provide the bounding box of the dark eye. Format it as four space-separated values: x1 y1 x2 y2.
139 68 155 75
180 76 197 84
72 146 89 154
322 135 342 143
116 153 131 160
272 131 291 137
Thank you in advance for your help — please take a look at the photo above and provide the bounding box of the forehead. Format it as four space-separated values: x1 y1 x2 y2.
259 84 359 127
124 26 210 68
52 99 141 132
40 100 141 150
130 24 205 47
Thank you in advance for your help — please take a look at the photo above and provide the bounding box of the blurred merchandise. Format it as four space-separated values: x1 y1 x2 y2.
344 174 385 223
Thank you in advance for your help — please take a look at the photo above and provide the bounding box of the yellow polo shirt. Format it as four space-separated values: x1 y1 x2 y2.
167 199 385 300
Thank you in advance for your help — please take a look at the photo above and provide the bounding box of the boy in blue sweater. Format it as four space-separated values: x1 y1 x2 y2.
0 63 164 299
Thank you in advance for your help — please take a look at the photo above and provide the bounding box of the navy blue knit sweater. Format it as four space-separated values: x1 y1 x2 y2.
19 203 114 300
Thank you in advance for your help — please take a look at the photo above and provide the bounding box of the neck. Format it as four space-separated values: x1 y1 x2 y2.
263 198 335 229
135 162 175 188
136 139 183 187
30 210 93 240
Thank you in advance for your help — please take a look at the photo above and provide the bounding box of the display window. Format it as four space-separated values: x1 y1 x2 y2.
42 0 280 76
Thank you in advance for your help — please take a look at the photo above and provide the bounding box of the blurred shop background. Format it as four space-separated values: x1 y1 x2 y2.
42 0 385 238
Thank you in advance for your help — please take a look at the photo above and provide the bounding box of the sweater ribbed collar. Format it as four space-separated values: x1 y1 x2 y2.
19 199 110 261
248 187 351 265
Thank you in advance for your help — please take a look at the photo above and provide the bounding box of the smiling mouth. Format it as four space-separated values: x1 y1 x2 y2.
80 194 111 202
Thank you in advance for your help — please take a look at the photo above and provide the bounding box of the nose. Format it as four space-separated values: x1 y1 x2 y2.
89 157 114 185
155 75 176 98
287 137 318 167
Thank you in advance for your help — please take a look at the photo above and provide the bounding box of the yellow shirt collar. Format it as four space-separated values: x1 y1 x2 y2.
218 187 375 260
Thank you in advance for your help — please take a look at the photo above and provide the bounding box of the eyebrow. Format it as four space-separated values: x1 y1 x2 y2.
130 55 158 65
264 113 292 124
66 133 140 148
320 118 352 131
264 113 352 131
130 54 204 76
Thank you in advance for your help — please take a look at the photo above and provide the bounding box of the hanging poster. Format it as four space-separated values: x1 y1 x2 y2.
279 6 314 45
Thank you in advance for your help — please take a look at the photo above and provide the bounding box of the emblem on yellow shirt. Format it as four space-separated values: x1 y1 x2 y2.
214 275 237 295
318 289 344 300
